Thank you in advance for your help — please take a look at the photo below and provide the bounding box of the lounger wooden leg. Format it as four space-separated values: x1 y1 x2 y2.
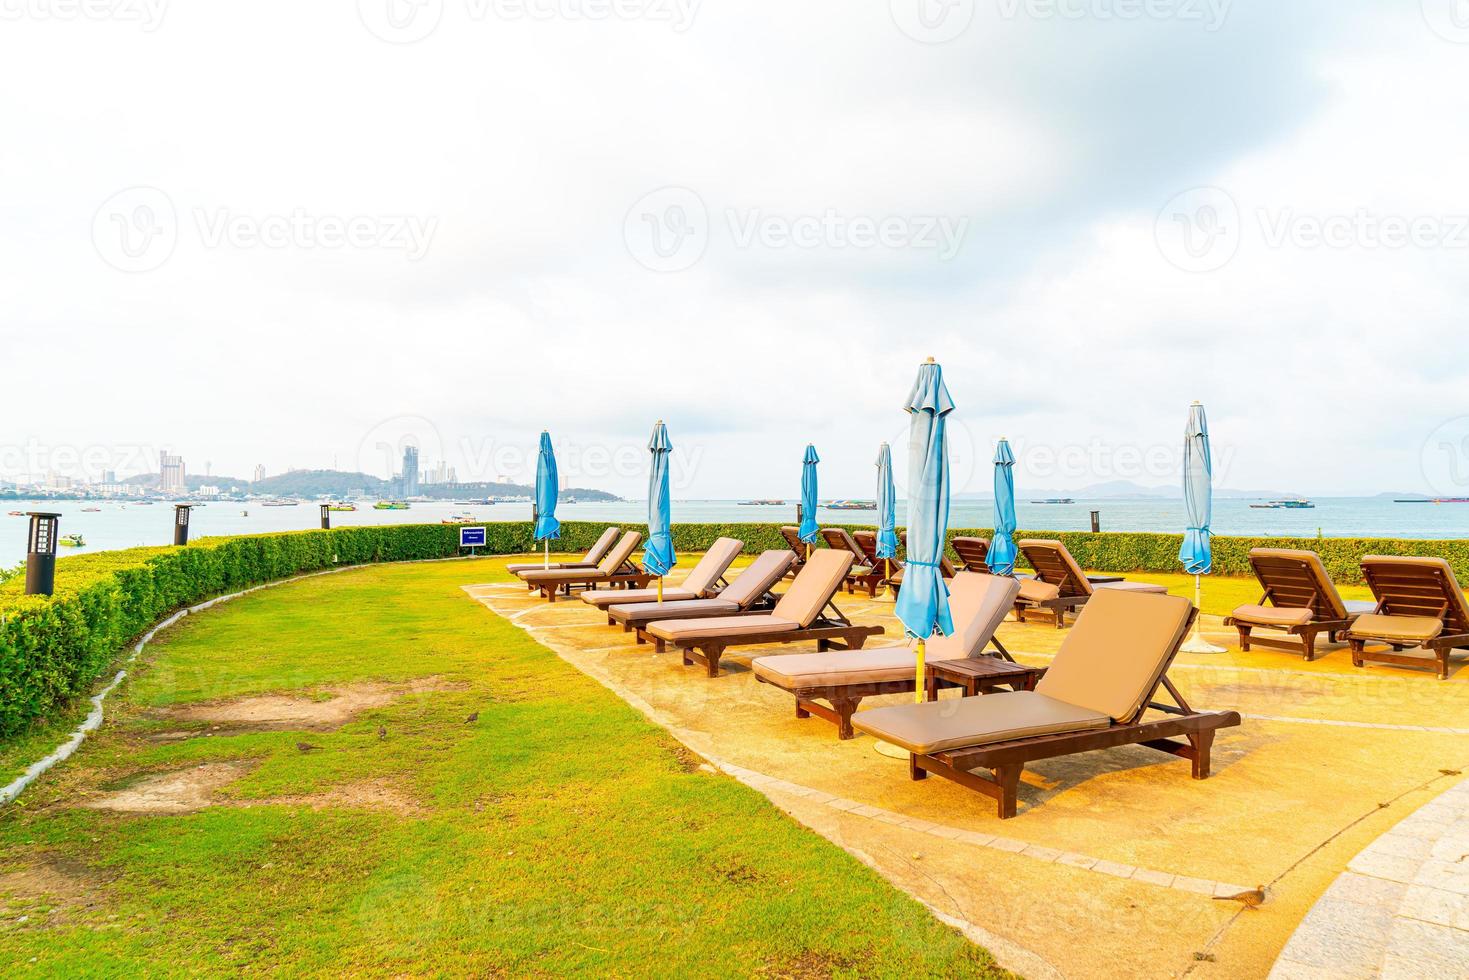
849 635 870 651
795 700 810 720
1189 730 1215 779
1349 639 1365 668
1300 629 1317 662
655 637 665 654
634 633 645 645
816 640 830 652
908 754 928 781
995 765 1022 819
1439 650 1449 680
831 697 860 740
1236 625 1252 651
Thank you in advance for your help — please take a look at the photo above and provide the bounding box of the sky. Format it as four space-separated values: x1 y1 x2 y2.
4 1 1469 500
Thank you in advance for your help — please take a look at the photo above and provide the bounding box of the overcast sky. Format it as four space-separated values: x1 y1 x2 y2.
4 1 1469 498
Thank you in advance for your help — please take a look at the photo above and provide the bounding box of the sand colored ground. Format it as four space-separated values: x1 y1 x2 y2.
468 557 1468 979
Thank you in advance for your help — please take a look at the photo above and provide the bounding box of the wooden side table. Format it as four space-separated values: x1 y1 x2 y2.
926 657 1045 701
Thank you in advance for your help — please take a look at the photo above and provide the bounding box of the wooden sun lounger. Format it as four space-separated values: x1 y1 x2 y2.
1223 548 1374 661
516 531 651 602
508 526 620 590
612 550 796 638
853 589 1241 818
643 550 884 677
819 528 884 597
951 536 990 573
779 526 812 573
1014 539 1165 628
753 573 1022 739
852 531 901 591
579 537 742 609
1346 556 1469 680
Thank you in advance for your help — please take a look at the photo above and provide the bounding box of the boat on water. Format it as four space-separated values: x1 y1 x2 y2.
328 503 357 512
1395 497 1469 504
824 499 875 511
1030 498 1075 505
374 501 410 511
441 514 478 524
81 507 101 512
6 511 23 517
1250 498 1315 510
738 499 786 506
260 500 299 507
59 533 85 548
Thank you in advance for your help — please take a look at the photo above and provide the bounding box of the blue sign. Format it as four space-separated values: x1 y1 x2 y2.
459 526 487 548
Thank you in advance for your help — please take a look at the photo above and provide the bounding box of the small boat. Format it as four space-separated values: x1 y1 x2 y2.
59 533 85 548
738 499 786 506
1249 502 1282 509
1030 498 1075 505
374 501 410 511
1277 499 1314 509
6 511 23 517
824 500 875 511
441 514 478 524
82 507 102 512
1395 497 1469 504
260 500 299 507
328 503 357 512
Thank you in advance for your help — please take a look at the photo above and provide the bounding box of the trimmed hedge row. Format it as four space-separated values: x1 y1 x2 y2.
3 519 1464 741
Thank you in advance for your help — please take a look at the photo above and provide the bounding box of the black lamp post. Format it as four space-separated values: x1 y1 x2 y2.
1090 510 1101 533
174 504 193 546
320 504 331 530
24 512 60 597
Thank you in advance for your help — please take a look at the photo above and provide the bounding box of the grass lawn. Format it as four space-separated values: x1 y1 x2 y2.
0 558 1007 977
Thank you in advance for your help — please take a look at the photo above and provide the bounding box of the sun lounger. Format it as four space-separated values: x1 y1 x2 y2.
611 550 796 636
779 526 811 572
508 526 620 590
1223 548 1374 661
853 589 1241 818
752 573 1022 739
579 537 743 609
516 531 649 602
643 549 885 677
1014 539 1166 628
1345 556 1469 680
951 536 990 573
820 528 884 597
853 530 901 591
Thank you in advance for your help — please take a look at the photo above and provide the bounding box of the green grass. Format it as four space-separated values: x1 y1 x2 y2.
0 558 1005 978
1110 570 1374 618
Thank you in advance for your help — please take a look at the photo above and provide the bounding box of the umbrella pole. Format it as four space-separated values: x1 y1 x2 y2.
1181 572 1226 654
544 539 549 570
914 637 926 704
875 635 926 759
657 575 663 603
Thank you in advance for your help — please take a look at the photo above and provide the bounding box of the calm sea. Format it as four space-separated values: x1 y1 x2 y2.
3 496 1465 561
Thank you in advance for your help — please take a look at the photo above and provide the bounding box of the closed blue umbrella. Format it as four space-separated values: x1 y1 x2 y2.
894 357 955 703
533 431 560 569
644 421 676 600
875 443 899 596
798 444 820 559
986 438 1018 576
1179 401 1224 653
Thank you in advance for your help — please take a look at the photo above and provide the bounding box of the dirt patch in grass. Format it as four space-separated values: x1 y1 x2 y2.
153 677 465 734
84 761 255 814
756 950 858 978
251 779 427 817
0 855 109 927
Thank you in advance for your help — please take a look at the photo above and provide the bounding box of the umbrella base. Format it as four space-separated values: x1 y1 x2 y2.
1180 632 1227 655
874 741 908 760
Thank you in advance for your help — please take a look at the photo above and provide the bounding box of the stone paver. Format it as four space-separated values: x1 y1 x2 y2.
1271 779 1469 979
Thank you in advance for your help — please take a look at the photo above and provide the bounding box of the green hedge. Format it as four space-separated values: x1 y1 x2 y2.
3 519 1465 742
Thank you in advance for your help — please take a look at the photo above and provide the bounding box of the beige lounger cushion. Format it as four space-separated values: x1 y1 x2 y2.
647 615 798 643
1035 589 1193 722
1229 604 1313 628
610 597 740 623
582 587 699 608
770 549 854 628
506 560 595 573
1248 548 1354 620
1345 614 1444 644
753 649 930 688
509 527 620 574
719 550 798 608
1019 579 1061 602
852 691 1109 755
1094 581 1168 595
1019 539 1093 598
518 530 641 584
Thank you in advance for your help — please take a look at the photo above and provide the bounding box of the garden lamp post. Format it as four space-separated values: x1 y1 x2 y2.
320 504 331 530
24 512 60 596
174 504 193 546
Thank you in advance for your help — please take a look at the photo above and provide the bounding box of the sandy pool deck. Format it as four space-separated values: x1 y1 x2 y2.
466 558 1468 979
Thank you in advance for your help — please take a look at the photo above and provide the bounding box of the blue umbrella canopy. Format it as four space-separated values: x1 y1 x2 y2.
644 421 676 577
874 443 899 560
986 438 1018 576
533 431 560 542
894 359 956 641
798 444 820 544
1179 402 1213 575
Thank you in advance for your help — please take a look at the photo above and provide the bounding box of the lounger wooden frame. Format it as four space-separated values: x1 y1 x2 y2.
1349 558 1469 680
659 599 884 677
852 531 900 591
766 636 1017 740
819 528 885 597
903 608 1242 818
950 537 990 573
1223 550 1362 661
534 562 653 602
779 526 812 573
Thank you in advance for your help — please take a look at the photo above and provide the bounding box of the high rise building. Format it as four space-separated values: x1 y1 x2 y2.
253 464 266 483
160 451 186 493
402 445 419 497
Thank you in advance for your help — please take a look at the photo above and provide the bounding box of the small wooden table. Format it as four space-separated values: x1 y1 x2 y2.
925 658 1045 701
1086 574 1125 584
